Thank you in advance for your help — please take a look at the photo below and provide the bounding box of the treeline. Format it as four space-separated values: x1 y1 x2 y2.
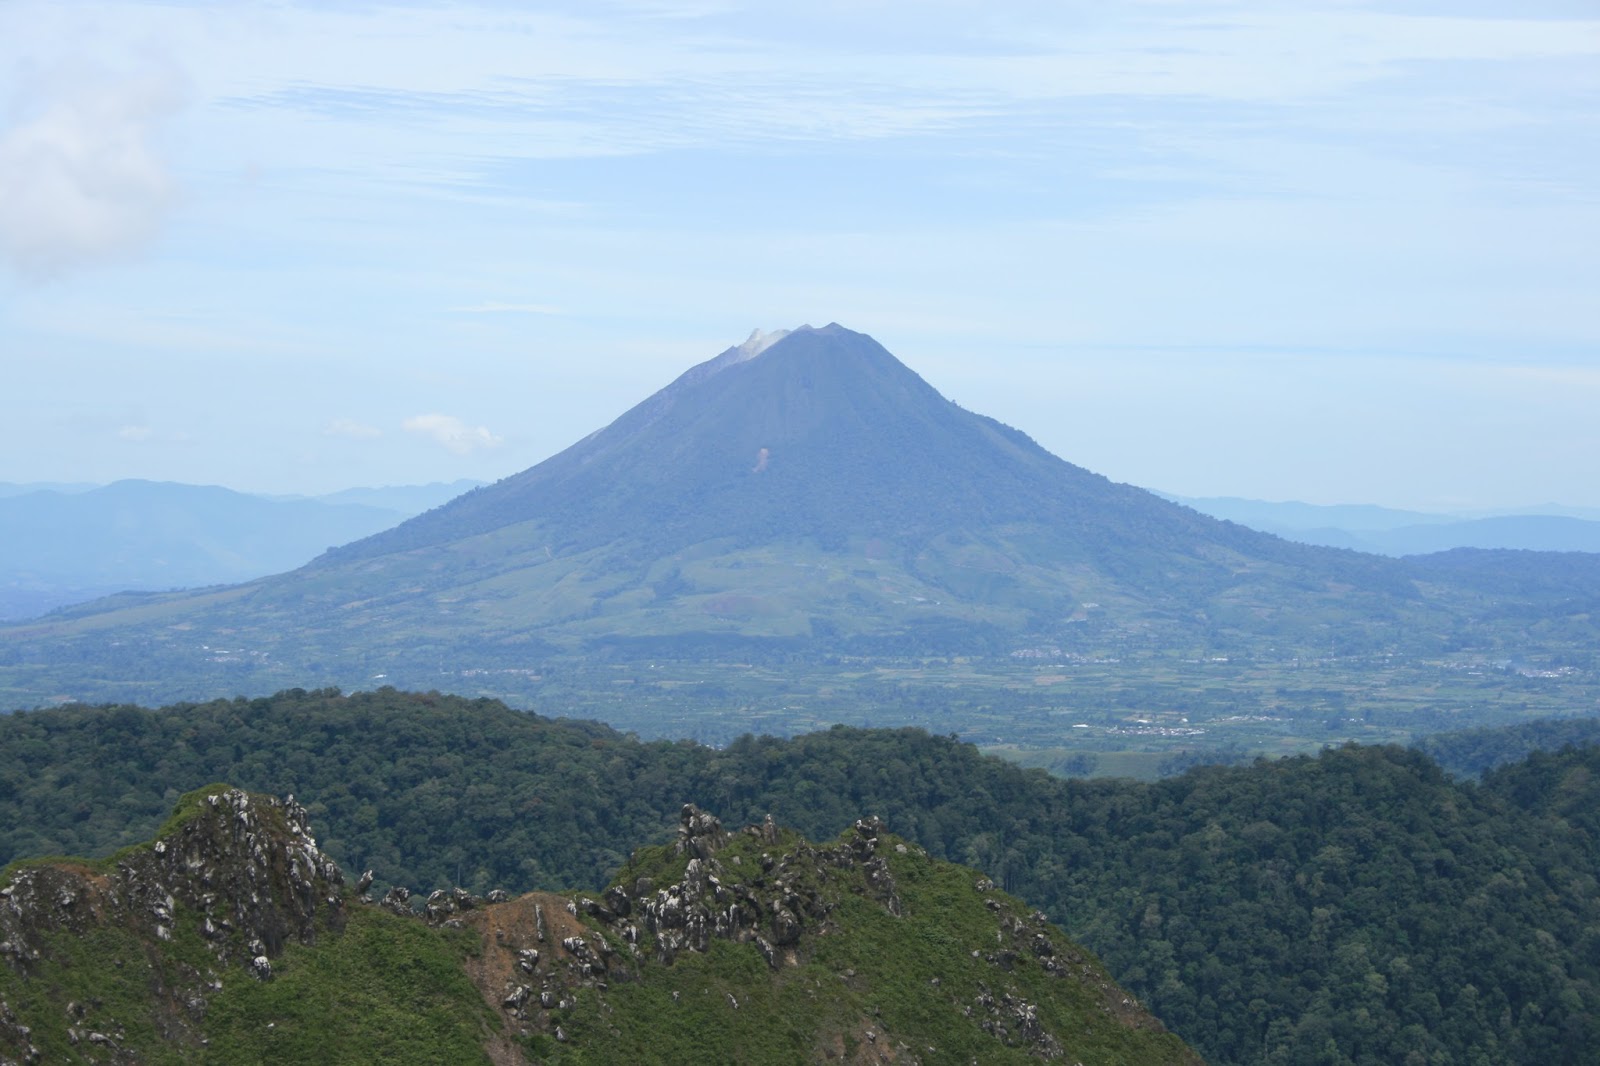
3 688 1598 1066
1416 716 1600 778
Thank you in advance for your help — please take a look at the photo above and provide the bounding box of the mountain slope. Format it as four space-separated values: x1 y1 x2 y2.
6 323 1529 709
324 324 1393 582
469 805 1198 1064
5 689 1600 1065
0 784 1197 1065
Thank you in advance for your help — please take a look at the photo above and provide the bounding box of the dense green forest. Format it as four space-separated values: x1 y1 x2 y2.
1415 715 1600 778
3 688 1598 1065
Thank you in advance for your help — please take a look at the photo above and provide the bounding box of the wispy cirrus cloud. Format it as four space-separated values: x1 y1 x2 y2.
175 1 1600 249
204 5 1600 144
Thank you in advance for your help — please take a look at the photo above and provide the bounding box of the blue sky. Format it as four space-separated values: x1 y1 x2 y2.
2 1 1596 510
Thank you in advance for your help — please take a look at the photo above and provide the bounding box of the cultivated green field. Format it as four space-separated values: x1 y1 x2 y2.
7 636 1594 776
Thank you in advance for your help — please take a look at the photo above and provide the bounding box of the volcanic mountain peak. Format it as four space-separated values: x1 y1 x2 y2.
2 321 1499 708
734 324 798 359
653 321 852 396
301 321 1386 599
320 322 966 559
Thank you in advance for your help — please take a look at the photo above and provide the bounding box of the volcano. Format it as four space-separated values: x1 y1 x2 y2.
333 324 1278 563
9 323 1574 706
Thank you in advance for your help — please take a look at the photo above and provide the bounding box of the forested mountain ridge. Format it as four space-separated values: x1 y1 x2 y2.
0 783 1195 1065
3 688 1597 1065
1417 716 1600 778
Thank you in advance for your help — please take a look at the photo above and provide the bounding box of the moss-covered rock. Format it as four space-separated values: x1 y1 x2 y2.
0 786 348 1062
0 795 1197 1065
457 805 1200 1065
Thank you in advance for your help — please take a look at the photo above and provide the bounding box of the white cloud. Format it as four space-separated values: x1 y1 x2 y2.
402 413 503 454
324 418 382 440
0 67 186 279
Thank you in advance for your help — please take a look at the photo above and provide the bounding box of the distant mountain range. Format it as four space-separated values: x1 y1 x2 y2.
0 479 480 620
7 478 1589 626
1167 494 1600 555
4 324 1598 714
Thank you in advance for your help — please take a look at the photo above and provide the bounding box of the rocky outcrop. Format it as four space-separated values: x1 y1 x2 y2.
455 805 917 1046
0 787 345 1062
2 795 1198 1065
0 999 39 1066
540 805 907 971
1 788 342 972
453 804 1198 1064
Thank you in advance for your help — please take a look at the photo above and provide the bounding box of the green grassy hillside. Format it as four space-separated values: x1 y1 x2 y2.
0 786 1195 1065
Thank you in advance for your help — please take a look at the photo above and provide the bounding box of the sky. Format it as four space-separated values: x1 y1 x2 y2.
1 1 1596 512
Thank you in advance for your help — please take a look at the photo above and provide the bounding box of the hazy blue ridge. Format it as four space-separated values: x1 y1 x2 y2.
264 479 484 513
1167 493 1600 554
0 480 477 622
